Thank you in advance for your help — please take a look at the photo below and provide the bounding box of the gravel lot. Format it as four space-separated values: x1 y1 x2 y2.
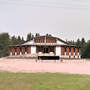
0 58 89 75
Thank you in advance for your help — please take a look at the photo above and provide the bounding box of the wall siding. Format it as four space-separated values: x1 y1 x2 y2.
66 47 69 55
61 47 65 55
16 47 20 55
27 47 31 54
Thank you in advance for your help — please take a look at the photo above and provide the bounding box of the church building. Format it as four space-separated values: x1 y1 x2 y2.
9 35 81 59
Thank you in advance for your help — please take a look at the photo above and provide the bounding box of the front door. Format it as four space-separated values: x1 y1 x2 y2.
44 47 48 53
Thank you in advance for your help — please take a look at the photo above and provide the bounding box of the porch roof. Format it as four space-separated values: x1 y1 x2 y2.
9 43 80 48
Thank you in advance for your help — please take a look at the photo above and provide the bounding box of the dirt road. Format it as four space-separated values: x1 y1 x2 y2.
0 58 89 75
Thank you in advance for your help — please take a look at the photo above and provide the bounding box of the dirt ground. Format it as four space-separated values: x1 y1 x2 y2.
0 58 90 75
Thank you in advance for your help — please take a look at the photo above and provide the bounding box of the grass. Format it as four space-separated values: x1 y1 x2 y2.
0 72 90 90
81 58 90 60
84 58 90 60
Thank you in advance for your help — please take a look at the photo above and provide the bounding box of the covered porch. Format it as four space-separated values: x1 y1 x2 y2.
36 46 56 55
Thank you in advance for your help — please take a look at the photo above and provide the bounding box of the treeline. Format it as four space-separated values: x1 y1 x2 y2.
0 33 90 58
0 32 40 57
69 38 90 58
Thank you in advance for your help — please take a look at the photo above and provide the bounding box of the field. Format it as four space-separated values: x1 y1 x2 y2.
0 58 90 90
0 72 90 90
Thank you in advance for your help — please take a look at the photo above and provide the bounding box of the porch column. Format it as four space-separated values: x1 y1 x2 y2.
65 47 67 56
14 48 17 56
75 48 78 58
69 47 71 58
71 47 74 58
56 46 61 56
79 48 81 58
31 46 36 54
73 48 75 58
20 47 22 56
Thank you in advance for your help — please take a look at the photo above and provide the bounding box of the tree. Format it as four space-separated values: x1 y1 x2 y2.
0 32 90 59
17 36 21 41
76 38 81 47
27 33 34 41
81 38 86 46
0 33 10 57
80 38 86 57
46 33 52 37
21 37 24 42
82 41 90 58
10 36 18 45
35 33 40 37
68 40 75 45
17 36 24 44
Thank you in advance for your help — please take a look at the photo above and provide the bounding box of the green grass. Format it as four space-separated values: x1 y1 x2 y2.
0 72 90 90
84 58 90 60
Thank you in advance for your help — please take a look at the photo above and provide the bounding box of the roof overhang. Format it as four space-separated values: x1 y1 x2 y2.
9 43 80 48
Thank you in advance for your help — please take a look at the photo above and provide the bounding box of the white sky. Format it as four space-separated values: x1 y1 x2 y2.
0 0 90 41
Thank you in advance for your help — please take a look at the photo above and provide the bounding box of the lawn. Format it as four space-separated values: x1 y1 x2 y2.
0 72 90 90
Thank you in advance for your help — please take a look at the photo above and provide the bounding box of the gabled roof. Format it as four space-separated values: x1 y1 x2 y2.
9 35 78 47
34 35 68 44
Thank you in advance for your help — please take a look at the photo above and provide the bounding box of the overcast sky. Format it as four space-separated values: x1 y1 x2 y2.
0 0 90 41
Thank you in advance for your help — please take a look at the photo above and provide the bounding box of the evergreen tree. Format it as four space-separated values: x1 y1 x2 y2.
0 33 10 57
80 38 86 57
82 41 90 58
68 40 75 45
17 36 21 42
46 33 52 37
21 37 24 42
35 33 40 37
81 38 86 46
0 32 90 59
76 38 81 47
11 36 18 45
27 33 34 41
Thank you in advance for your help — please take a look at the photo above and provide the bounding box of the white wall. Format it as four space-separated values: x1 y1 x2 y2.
56 46 61 56
31 46 36 54
10 52 12 56
57 40 66 45
22 40 34 45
